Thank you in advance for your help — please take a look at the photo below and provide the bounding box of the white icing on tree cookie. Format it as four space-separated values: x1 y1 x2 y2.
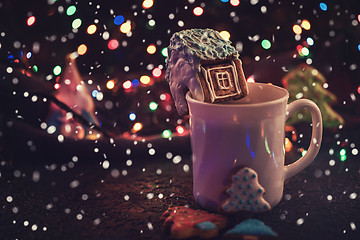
221 167 271 213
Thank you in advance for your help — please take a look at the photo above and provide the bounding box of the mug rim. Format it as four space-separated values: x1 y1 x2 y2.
186 82 289 108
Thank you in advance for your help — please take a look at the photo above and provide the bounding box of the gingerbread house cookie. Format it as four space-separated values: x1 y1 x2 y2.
166 28 248 115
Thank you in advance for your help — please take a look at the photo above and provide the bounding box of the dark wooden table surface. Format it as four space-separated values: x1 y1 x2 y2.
1 119 360 240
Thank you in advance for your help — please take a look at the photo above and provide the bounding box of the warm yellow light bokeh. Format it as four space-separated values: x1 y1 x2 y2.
140 75 151 85
106 80 115 89
301 20 311 30
120 21 131 33
77 44 87 55
133 122 143 132
87 24 97 34
293 24 302 35
219 30 231 41
147 44 156 54
142 0 154 9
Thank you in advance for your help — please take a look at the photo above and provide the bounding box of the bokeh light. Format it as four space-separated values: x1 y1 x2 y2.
230 0 240 7
285 138 293 152
53 65 62 76
132 122 143 132
142 0 154 9
140 75 151 85
123 80 132 90
103 31 110 40
297 44 303 52
193 7 204 16
319 2 328 11
108 39 119 50
306 37 314 46
162 129 172 138
92 90 99 98
132 79 140 87
176 126 185 135
261 39 271 49
146 44 156 54
301 46 310 56
129 113 136 121
146 20 156 30
87 24 97 34
160 93 171 101
219 31 230 41
147 19 156 28
161 48 168 57
66 6 76 16
301 20 311 30
152 68 162 78
340 149 347 161
149 102 158 111
77 44 87 55
247 75 255 83
106 80 115 89
292 24 302 35
72 18 82 29
301 149 307 156
114 15 125 25
27 16 36 26
297 45 304 56
120 21 131 33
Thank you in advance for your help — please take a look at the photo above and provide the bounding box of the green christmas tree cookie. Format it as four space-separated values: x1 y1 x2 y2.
282 64 344 128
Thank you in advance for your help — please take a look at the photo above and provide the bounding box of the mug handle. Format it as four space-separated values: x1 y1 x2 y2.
284 99 323 180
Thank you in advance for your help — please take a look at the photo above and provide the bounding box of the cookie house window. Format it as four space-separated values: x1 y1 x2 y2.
200 60 244 102
216 71 232 89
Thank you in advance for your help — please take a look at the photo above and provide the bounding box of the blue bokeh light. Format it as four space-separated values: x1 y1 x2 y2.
132 79 140 87
319 2 328 11
92 89 99 98
129 113 136 121
114 15 125 25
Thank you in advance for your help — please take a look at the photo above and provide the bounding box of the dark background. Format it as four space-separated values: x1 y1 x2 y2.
0 0 360 239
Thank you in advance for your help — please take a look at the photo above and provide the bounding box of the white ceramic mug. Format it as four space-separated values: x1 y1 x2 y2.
186 82 323 212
